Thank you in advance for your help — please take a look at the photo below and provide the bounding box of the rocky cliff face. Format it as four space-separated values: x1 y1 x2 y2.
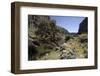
28 15 69 60
78 17 88 34
28 15 50 28
28 15 69 46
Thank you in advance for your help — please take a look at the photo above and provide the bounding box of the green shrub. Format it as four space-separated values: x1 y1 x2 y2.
65 35 71 41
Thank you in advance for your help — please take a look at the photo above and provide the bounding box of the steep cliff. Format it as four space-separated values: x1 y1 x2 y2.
78 17 88 34
28 15 69 60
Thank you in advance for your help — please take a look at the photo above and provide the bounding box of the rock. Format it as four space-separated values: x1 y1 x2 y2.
78 17 88 34
60 51 67 59
44 53 49 59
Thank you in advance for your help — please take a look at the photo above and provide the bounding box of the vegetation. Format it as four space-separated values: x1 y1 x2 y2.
35 20 62 47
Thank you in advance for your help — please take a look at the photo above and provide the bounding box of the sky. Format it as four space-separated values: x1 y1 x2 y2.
50 16 85 33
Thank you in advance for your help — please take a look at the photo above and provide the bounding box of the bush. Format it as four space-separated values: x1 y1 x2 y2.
28 45 38 60
65 35 71 41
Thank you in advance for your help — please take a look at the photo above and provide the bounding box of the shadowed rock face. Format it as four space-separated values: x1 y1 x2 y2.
28 15 69 47
78 17 88 34
28 15 50 29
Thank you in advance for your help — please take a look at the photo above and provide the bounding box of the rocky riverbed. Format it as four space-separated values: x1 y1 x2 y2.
36 34 88 60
